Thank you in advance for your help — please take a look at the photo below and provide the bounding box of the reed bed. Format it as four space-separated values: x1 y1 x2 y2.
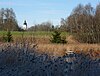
37 44 100 58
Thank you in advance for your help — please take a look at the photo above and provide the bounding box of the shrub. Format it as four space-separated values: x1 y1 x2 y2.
74 32 100 44
3 31 13 42
50 30 67 44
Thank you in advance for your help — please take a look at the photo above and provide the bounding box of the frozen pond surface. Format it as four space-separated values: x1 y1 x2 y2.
0 45 100 76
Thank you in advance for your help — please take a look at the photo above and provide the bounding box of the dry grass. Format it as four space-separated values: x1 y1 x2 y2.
37 43 100 58
0 34 100 58
13 36 51 44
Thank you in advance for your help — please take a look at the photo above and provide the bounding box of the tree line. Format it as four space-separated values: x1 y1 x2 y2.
28 21 54 31
1 3 100 33
60 3 100 43
60 3 100 32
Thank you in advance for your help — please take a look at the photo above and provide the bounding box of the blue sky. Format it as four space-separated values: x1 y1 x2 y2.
0 0 99 27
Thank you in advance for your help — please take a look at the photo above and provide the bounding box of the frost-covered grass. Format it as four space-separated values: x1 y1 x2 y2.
0 43 99 76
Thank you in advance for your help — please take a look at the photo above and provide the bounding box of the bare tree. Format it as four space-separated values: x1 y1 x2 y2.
59 18 68 31
0 8 19 31
67 3 100 43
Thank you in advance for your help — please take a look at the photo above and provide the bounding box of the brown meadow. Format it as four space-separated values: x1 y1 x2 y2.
0 34 100 58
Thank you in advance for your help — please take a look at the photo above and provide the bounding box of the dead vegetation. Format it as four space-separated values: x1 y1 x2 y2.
37 43 100 58
0 34 100 59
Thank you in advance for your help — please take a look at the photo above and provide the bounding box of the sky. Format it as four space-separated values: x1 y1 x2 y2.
0 0 99 27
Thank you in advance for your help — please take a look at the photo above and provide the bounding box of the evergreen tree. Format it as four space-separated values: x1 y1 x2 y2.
3 30 13 42
50 30 67 44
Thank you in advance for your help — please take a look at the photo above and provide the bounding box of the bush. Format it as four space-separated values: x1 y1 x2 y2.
50 30 67 44
3 31 13 42
74 32 100 44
